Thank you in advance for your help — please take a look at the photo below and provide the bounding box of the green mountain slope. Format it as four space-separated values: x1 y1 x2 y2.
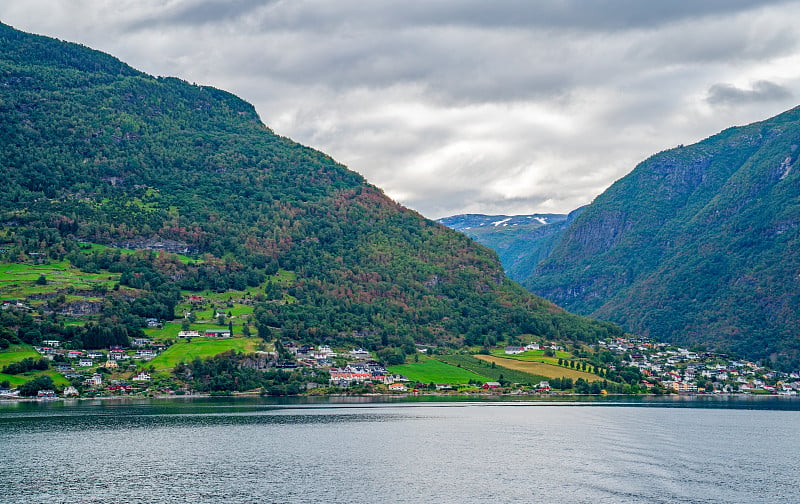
525 107 800 368
0 22 621 353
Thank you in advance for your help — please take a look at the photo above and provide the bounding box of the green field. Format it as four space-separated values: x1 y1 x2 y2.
437 354 550 385
0 345 71 388
144 321 225 340
490 348 572 365
145 319 254 342
476 355 601 382
173 269 297 321
0 261 120 301
0 372 29 387
387 356 490 385
147 338 260 371
0 370 69 388
0 344 40 368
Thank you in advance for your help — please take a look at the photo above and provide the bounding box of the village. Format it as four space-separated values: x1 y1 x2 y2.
2 329 799 400
599 337 800 395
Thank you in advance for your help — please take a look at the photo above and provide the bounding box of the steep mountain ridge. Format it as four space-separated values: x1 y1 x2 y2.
0 22 622 352
525 107 800 367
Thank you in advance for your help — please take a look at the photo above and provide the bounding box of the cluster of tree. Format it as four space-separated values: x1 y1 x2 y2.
1 357 49 374
548 377 574 390
17 375 57 397
173 351 326 394
0 308 144 350
605 365 644 386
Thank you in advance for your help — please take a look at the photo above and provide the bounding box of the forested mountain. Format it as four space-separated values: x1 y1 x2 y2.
523 107 800 369
437 212 575 282
0 22 622 353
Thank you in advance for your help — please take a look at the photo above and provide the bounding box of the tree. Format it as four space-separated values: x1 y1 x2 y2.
19 375 55 396
36 274 47 285
181 318 191 331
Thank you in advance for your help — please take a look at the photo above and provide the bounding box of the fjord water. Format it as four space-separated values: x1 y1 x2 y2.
1 397 798 504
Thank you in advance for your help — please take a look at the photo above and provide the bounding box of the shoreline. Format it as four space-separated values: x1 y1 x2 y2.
2 390 796 405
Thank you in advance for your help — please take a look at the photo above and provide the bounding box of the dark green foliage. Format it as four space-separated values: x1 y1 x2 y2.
0 306 139 350
2 357 49 374
174 351 316 394
376 347 407 366
0 22 622 351
18 375 55 396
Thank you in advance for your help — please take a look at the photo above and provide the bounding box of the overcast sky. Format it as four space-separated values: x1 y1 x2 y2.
2 1 800 218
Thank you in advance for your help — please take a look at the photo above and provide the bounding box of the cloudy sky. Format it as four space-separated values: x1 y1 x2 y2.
2 1 800 218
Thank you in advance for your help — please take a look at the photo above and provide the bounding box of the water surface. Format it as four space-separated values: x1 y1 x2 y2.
1 396 797 503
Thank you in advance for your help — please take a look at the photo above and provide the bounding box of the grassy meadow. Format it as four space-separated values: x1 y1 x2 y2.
437 354 549 384
490 348 572 365
147 337 261 371
0 261 120 301
0 344 70 388
387 356 490 385
475 355 601 382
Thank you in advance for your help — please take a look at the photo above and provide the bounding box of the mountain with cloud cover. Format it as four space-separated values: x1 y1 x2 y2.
514 107 800 369
0 22 624 353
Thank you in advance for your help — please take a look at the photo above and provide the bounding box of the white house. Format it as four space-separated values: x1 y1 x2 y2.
135 349 156 359
349 348 371 359
85 374 102 386
132 372 151 382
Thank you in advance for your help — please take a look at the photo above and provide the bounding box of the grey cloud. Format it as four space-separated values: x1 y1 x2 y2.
114 0 800 110
251 0 793 33
124 0 273 30
2 1 800 218
707 80 793 105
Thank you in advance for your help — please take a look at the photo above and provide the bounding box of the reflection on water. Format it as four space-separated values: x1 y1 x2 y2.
1 396 798 504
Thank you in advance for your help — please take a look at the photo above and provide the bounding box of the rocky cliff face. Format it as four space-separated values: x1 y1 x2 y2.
525 106 800 368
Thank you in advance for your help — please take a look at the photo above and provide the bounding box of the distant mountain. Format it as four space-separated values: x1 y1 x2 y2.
438 212 576 282
438 213 567 231
0 22 622 352
523 107 800 369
